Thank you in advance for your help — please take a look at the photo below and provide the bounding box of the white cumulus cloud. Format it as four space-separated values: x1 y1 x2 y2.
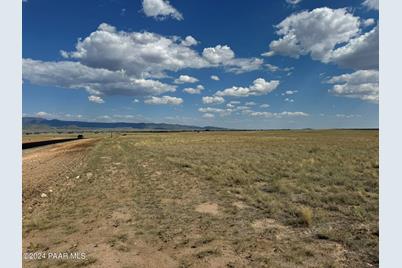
362 18 375 27
58 24 262 78
330 26 378 70
202 45 264 73
327 70 378 103
61 23 207 78
174 75 198 84
210 75 220 81
202 45 235 64
198 107 224 113
215 78 279 97
142 0 183 20
264 7 378 70
198 107 231 117
202 96 225 104
251 111 308 118
362 0 379 10
181 36 198 46
22 59 176 96
144 95 183 105
183 85 204 94
88 95 105 104
23 24 267 101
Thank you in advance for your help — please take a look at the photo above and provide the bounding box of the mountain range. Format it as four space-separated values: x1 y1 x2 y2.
22 117 225 131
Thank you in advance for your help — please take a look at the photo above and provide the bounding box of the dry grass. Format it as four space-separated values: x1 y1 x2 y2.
23 130 378 267
298 207 313 227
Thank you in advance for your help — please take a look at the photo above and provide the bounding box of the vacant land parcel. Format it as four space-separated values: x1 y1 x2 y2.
22 130 378 267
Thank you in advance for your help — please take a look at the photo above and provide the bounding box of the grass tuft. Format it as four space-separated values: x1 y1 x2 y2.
298 207 313 227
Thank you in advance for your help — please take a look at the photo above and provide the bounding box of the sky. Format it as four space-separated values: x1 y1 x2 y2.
22 0 379 129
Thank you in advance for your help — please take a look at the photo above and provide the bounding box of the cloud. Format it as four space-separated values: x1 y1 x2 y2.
26 112 150 122
133 99 140 103
265 63 294 73
245 101 256 106
215 78 279 97
286 0 302 5
61 23 207 78
224 58 264 74
326 70 378 102
260 104 270 108
202 45 235 64
36 111 51 117
58 24 262 79
174 75 198 84
330 26 378 70
183 85 204 94
144 95 183 105
226 103 235 108
202 96 225 104
141 0 183 20
181 36 198 46
198 107 231 117
22 59 176 96
278 111 308 117
251 111 308 118
267 8 360 59
241 109 253 115
235 106 250 111
282 90 298 95
88 95 105 104
362 18 375 27
336 114 362 118
265 7 378 70
202 45 264 73
198 107 224 113
261 51 275 57
284 98 294 103
23 24 267 102
362 0 379 10
210 75 220 81
265 63 280 72
32 112 84 120
198 105 307 119
202 113 215 118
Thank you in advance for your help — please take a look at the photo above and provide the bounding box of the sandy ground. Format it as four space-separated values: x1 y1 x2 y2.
23 138 246 267
23 139 97 207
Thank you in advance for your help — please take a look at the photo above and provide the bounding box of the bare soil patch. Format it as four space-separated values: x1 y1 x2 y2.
195 202 219 216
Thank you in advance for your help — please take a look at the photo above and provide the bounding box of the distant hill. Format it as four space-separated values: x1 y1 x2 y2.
22 117 225 131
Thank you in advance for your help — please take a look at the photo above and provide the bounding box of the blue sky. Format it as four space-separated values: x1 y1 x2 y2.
22 0 379 129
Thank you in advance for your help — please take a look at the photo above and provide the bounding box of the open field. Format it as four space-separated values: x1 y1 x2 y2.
22 130 378 267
